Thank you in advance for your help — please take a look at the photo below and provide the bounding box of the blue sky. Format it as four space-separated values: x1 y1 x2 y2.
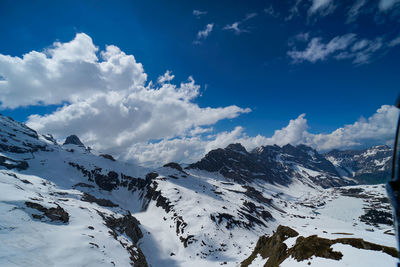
0 0 399 165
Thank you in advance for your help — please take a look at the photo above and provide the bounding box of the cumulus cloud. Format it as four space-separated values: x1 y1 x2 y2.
120 105 398 166
26 75 251 155
0 33 146 108
288 33 390 64
236 105 398 151
306 105 399 150
1 33 396 167
0 33 251 165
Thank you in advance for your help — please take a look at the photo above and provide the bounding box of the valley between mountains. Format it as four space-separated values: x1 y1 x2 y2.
0 114 397 267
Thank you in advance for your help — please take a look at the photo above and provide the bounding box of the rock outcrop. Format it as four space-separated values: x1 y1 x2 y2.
63 134 85 147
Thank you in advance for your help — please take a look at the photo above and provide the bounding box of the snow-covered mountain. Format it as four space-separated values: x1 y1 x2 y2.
325 145 392 184
0 114 397 267
188 143 355 188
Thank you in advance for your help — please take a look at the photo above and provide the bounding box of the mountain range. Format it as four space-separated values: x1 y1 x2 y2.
0 114 397 267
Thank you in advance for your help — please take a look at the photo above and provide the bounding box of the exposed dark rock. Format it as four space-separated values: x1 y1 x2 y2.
120 173 149 191
241 225 299 267
290 235 343 262
42 134 58 145
100 154 116 161
145 172 159 181
175 216 188 235
242 186 272 205
81 193 119 207
163 162 184 172
63 135 85 147
242 200 273 222
144 181 173 213
241 225 398 267
68 162 93 181
210 213 245 230
97 211 148 267
102 212 143 243
25 201 69 223
188 143 351 187
125 243 148 267
73 182 95 188
69 162 148 192
360 209 393 226
339 187 365 197
0 156 29 170
334 237 398 258
180 235 196 248
94 171 120 191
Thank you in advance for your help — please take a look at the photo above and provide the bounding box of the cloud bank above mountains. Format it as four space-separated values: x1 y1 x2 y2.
0 33 397 166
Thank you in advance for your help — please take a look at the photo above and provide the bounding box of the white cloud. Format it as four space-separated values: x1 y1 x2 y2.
157 70 175 84
2 33 397 167
223 13 257 35
0 33 251 165
346 0 368 23
306 105 399 150
0 33 146 108
288 34 356 63
243 13 258 21
264 6 280 18
389 36 400 47
308 0 335 15
288 34 388 64
286 0 304 21
196 23 214 40
295 32 310 42
119 105 398 166
236 105 398 152
27 75 251 153
193 10 207 18
223 22 245 35
379 0 400 10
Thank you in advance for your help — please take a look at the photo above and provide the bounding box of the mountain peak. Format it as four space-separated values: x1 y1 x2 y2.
225 143 247 154
63 135 85 147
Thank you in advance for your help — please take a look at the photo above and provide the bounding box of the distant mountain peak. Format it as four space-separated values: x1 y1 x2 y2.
189 142 348 188
63 135 85 147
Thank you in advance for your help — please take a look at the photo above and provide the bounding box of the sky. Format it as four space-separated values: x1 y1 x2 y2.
0 0 399 166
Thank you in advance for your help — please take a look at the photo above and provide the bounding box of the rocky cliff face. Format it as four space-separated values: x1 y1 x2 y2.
188 143 354 188
63 134 85 147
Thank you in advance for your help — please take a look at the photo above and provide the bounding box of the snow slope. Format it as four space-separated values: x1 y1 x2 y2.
0 114 397 266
